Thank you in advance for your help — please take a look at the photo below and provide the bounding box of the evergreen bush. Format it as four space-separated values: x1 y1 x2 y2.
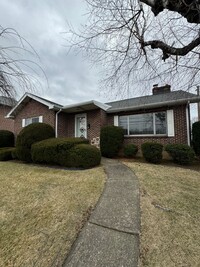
100 126 124 158
165 144 195 165
192 121 200 156
11 148 18 159
16 123 55 162
31 137 89 165
0 130 14 148
64 144 101 168
124 144 138 158
0 147 15 161
141 142 163 164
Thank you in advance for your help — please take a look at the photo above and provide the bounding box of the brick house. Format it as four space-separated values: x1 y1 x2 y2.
0 96 16 132
5 93 63 136
5 85 200 147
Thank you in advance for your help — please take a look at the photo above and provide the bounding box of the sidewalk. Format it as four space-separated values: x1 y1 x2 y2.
63 158 140 267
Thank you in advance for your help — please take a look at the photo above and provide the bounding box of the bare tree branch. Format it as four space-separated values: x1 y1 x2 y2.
66 0 200 97
142 35 200 59
0 25 46 98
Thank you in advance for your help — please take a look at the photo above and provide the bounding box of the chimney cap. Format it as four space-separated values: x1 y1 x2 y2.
152 84 171 95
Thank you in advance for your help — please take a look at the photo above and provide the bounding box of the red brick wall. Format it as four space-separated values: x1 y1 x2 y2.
57 112 68 137
59 110 102 140
57 109 107 146
14 99 56 136
87 109 102 141
0 105 14 132
107 105 188 147
100 110 108 127
57 112 74 137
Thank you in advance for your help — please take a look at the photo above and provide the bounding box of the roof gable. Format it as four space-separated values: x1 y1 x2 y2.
62 100 111 113
6 93 63 118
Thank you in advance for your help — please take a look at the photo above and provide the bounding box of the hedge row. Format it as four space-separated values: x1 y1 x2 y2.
140 142 195 165
0 147 15 161
120 141 195 165
11 123 101 169
0 123 196 167
31 137 97 168
0 130 14 148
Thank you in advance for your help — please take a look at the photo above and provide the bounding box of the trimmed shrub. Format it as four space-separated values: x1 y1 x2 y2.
0 147 15 161
141 142 163 164
31 137 89 165
64 144 101 168
165 144 195 165
11 148 18 159
0 130 14 148
16 123 55 162
192 121 200 156
124 144 138 158
100 126 124 158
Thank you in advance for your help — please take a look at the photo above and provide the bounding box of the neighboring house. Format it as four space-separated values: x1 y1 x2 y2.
5 85 200 147
0 96 16 132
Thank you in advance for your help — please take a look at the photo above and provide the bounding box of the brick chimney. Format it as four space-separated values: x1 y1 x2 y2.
152 84 171 95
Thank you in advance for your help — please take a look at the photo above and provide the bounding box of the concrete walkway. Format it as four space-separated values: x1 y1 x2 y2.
63 158 140 267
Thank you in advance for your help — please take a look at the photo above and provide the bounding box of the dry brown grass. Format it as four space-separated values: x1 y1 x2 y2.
0 162 105 267
124 161 200 267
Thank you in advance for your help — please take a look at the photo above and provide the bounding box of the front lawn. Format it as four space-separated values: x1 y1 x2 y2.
124 161 200 267
0 162 105 267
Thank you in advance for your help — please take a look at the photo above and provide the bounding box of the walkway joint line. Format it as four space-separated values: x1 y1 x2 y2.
89 221 140 236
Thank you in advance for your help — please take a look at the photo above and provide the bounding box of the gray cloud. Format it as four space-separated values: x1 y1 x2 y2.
0 0 106 105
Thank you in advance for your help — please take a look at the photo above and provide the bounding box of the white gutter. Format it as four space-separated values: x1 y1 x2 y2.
186 101 191 146
55 109 62 138
62 100 111 112
107 96 200 113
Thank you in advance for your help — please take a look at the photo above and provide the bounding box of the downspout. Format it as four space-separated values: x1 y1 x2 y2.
186 101 191 146
196 86 200 121
55 109 62 138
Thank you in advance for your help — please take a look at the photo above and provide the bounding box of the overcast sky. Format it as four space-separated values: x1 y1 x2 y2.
0 0 198 118
0 0 106 105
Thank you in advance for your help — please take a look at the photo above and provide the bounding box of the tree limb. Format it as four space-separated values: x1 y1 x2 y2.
140 0 200 23
142 35 200 59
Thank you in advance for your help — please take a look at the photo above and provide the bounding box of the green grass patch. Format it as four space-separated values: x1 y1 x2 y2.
124 161 200 267
0 162 105 267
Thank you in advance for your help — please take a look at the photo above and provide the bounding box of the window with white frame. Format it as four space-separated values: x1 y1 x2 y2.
119 112 167 136
22 116 43 127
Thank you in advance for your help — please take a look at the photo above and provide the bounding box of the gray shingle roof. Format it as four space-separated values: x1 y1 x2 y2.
106 90 199 112
0 96 17 107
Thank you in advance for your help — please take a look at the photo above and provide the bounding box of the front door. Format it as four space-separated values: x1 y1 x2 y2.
75 114 87 138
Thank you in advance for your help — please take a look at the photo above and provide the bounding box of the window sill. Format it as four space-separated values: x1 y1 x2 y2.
124 134 168 138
